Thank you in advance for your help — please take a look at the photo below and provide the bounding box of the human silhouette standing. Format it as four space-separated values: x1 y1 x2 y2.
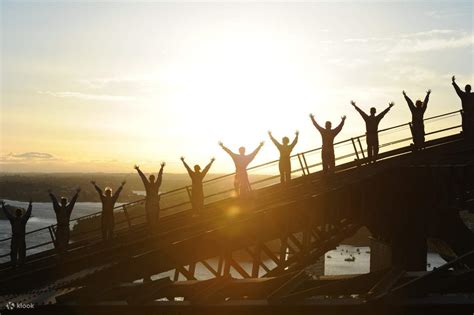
268 131 298 184
181 157 215 215
310 114 346 174
351 100 394 163
134 163 164 229
1 199 32 267
91 181 125 241
48 188 80 252
452 75 474 138
403 90 431 149
219 141 264 196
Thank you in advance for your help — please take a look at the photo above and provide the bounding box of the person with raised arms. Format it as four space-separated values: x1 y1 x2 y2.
1 199 33 267
48 188 80 252
452 75 474 138
134 162 165 229
310 114 346 174
180 157 215 216
219 141 264 196
351 100 394 163
403 89 431 149
91 180 125 241
268 130 299 184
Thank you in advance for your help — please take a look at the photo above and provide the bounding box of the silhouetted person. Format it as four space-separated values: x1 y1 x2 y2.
310 114 346 174
403 90 431 149
219 141 264 196
181 157 215 215
48 188 80 252
268 131 299 184
91 181 125 241
134 163 164 229
351 100 394 163
452 75 474 138
1 199 32 267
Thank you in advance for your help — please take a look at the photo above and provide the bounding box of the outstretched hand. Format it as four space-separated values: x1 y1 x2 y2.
426 89 431 95
90 180 96 185
309 113 315 120
121 181 126 186
295 130 299 136
180 156 185 161
452 75 456 83
134 164 139 170
402 90 406 96
350 100 356 107
211 157 216 162
267 130 272 136
218 141 224 147
259 141 265 147
388 102 395 108
29 197 33 204
76 187 81 193
341 115 347 121
160 162 166 168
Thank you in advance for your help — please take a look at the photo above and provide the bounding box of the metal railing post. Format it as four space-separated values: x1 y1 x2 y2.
122 205 132 230
351 138 360 161
297 153 307 176
301 152 311 175
357 137 366 160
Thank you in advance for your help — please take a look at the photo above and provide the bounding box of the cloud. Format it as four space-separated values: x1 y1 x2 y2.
342 29 473 54
38 91 135 102
0 152 56 163
78 75 158 89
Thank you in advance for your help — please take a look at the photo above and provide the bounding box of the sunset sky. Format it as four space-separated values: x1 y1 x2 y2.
1 1 473 173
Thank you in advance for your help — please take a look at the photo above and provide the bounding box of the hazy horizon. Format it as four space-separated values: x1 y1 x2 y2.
1 1 473 173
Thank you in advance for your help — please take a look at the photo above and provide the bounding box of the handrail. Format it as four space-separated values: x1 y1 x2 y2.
0 109 463 256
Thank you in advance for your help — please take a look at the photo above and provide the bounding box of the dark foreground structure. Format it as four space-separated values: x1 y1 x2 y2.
0 111 473 314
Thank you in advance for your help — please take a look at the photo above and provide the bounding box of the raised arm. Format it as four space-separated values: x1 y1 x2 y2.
48 190 60 212
403 91 415 112
112 181 126 203
156 162 165 187
248 142 264 162
219 142 236 158
268 131 282 149
202 158 215 177
333 116 346 136
309 114 324 133
351 101 368 120
423 89 431 113
21 199 33 224
91 181 103 195
67 188 80 215
378 102 394 120
452 76 463 98
290 131 299 150
1 201 13 221
134 165 149 186
180 157 193 176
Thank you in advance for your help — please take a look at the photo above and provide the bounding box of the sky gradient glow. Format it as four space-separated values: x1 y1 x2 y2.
1 1 473 173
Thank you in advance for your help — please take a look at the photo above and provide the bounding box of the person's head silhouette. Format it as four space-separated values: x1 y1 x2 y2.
104 187 112 197
466 84 471 93
149 174 156 183
194 165 201 172
15 209 22 218
325 121 332 129
282 137 290 145
239 147 246 155
415 100 423 108
370 107 376 116
60 197 68 207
